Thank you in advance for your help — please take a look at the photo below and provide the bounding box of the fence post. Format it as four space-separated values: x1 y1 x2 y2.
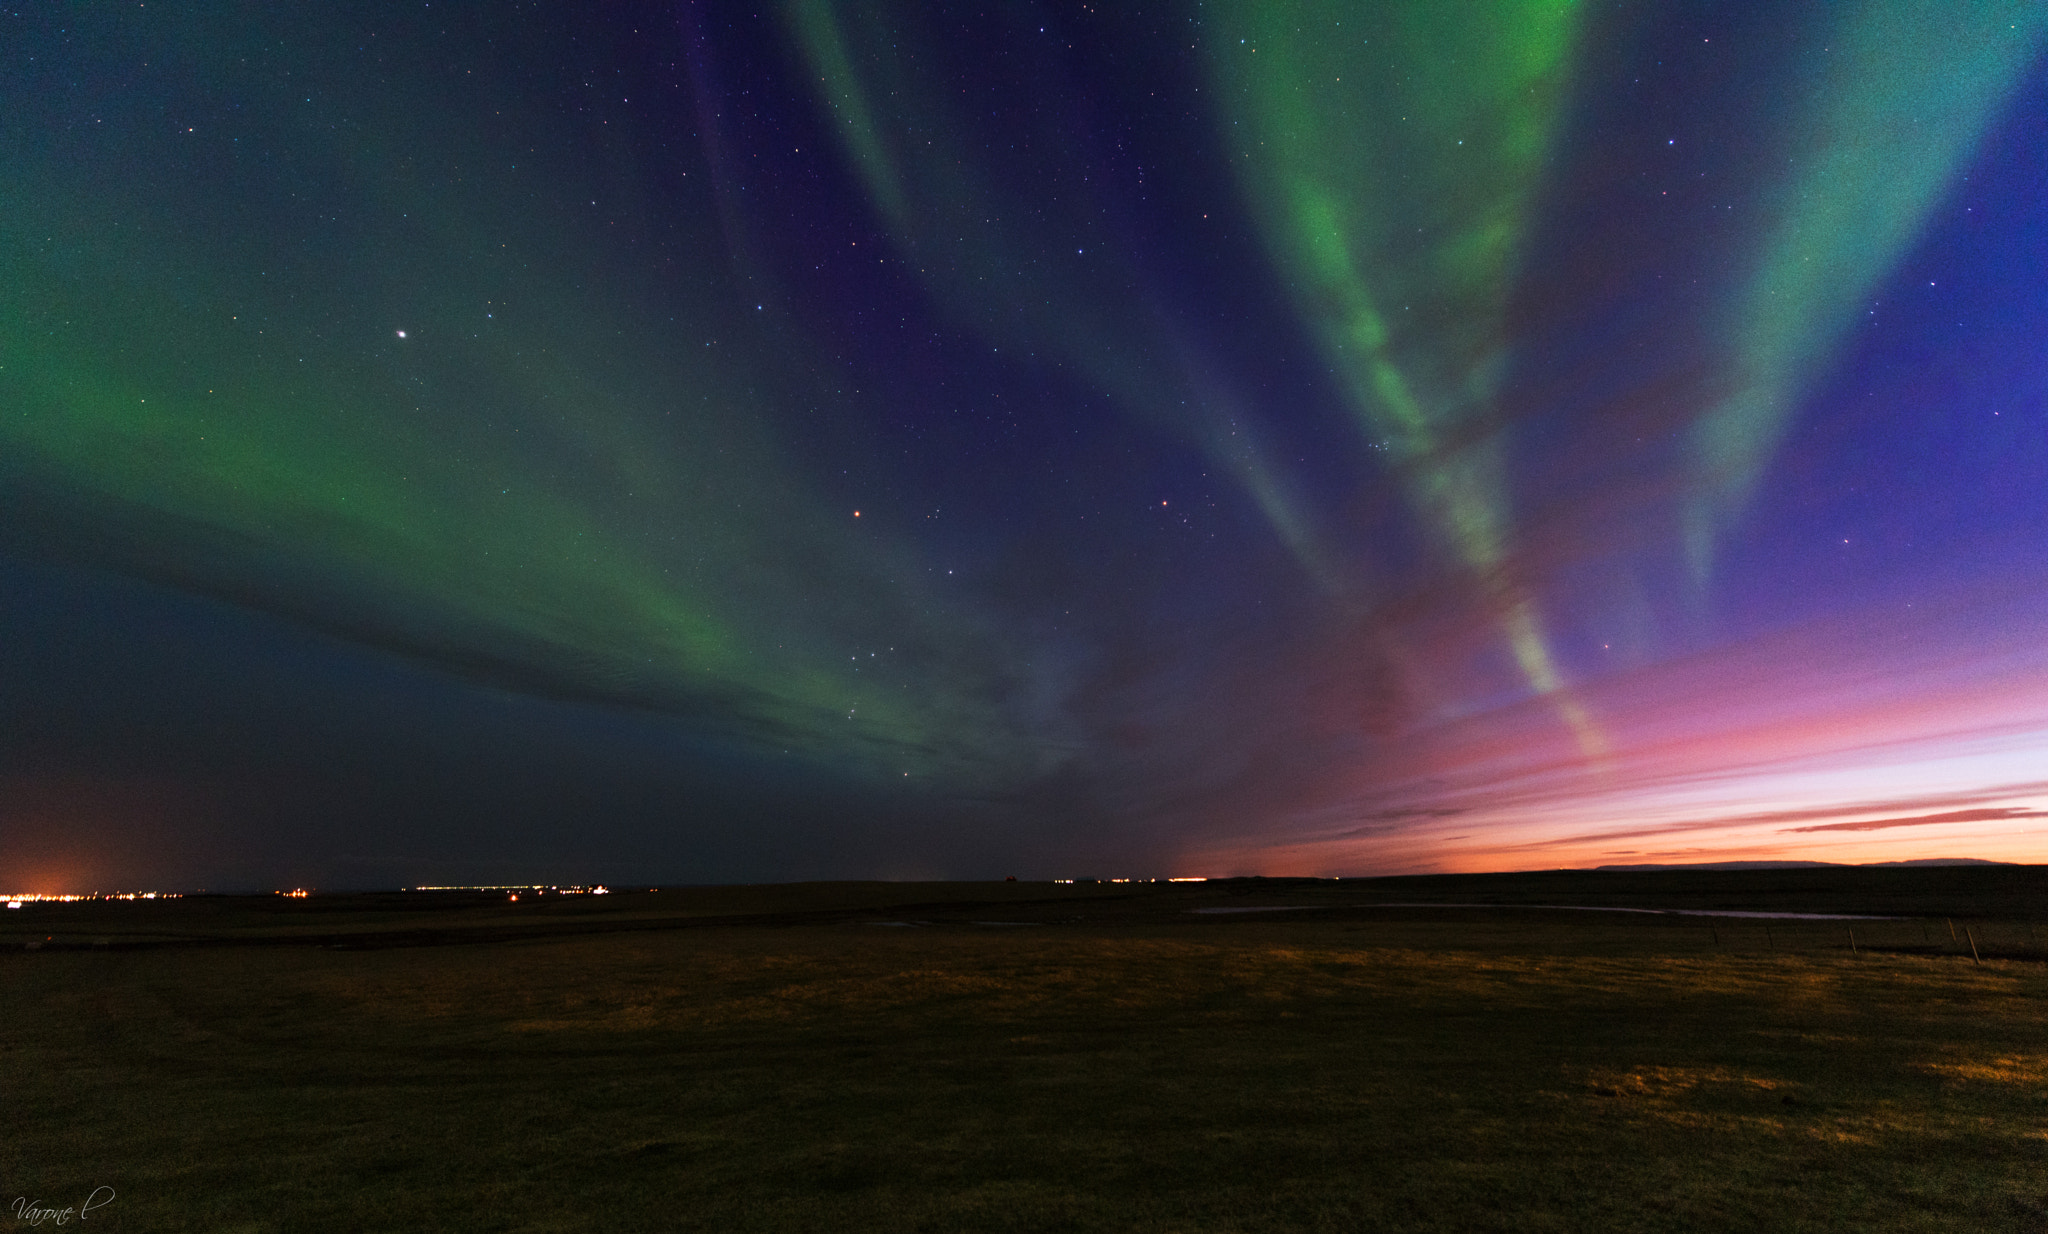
1966 927 1982 967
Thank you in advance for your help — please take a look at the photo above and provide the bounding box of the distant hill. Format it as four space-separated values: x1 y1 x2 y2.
1861 858 2018 868
1594 858 2016 872
1595 861 1844 872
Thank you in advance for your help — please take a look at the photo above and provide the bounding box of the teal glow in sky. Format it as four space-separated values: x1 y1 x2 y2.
4 2 2047 891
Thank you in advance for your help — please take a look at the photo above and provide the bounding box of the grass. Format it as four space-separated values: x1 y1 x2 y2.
3 876 2046 1231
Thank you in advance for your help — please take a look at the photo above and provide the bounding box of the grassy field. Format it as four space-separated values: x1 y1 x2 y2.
3 873 2045 1232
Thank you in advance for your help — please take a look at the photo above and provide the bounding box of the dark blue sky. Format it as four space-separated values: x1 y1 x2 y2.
4 1 2046 891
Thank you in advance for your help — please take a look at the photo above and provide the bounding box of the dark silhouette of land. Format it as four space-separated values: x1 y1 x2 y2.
5 866 2044 1231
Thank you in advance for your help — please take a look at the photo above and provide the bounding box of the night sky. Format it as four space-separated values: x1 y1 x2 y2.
6 2 2047 893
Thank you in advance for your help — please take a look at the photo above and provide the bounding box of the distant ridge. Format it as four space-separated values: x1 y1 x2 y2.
1593 858 2016 872
1863 858 2020 868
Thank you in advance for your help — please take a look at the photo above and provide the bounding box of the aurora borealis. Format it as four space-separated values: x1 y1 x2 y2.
5 2 2047 891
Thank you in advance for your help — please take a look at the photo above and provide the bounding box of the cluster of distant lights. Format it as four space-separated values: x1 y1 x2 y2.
410 884 609 893
6 880 1206 908
274 885 616 898
409 884 611 902
4 887 620 907
4 892 178 909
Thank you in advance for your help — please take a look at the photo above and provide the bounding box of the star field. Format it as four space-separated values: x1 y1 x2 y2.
3 2 2046 890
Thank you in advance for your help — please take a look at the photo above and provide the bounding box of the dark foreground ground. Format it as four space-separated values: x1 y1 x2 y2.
3 868 2045 1232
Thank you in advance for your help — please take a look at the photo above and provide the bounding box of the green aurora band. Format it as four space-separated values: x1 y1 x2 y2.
0 7 1038 788
4 1 2045 875
1684 0 2045 581
1203 0 1599 747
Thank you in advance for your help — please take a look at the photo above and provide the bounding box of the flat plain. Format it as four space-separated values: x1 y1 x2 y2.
3 868 2045 1232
